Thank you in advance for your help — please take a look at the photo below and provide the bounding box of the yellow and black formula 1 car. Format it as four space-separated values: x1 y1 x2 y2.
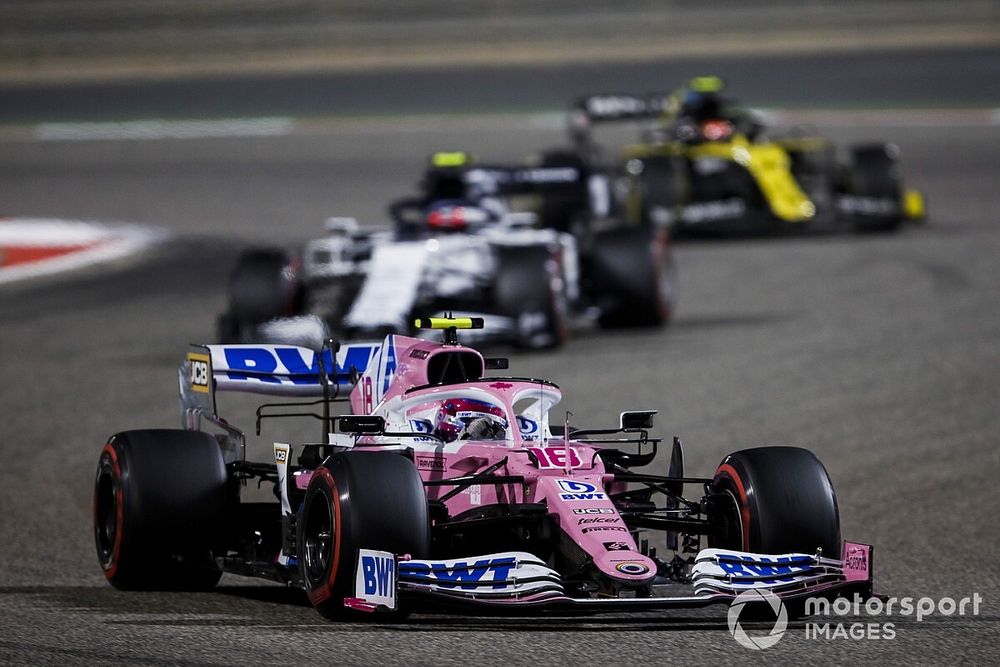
563 76 925 236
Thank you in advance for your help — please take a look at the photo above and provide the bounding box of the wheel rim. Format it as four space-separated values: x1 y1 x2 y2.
302 492 334 586
94 464 118 566
711 488 745 551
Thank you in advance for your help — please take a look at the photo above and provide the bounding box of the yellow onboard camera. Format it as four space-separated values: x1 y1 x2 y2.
414 316 485 344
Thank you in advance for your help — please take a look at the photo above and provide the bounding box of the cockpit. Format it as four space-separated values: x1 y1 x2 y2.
398 380 562 446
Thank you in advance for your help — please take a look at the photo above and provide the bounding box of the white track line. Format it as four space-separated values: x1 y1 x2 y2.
26 108 999 144
35 117 295 141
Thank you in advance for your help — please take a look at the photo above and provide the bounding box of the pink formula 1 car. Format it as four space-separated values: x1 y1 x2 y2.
93 318 874 618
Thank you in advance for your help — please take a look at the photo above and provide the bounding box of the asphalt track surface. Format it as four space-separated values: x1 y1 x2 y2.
1 49 999 664
2 46 999 122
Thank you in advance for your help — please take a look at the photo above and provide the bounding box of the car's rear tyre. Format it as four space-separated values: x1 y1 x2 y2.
536 149 590 232
590 227 675 328
493 244 569 349
93 429 228 590
710 446 841 557
299 452 430 620
631 156 685 230
219 248 304 341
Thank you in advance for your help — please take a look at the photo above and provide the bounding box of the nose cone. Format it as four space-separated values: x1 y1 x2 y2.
592 549 657 585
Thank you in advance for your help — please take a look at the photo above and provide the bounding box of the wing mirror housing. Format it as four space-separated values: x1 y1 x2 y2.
619 410 656 431
338 415 386 435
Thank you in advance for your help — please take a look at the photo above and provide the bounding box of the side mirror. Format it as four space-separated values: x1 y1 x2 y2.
338 415 385 435
620 410 656 431
485 357 509 370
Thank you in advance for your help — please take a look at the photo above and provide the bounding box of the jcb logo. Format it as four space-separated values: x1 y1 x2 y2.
188 354 210 393
274 447 288 464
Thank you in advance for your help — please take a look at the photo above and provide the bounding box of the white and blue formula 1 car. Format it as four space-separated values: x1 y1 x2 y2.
217 157 675 350
93 318 875 620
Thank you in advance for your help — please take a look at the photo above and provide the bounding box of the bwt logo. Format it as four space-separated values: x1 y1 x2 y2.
360 554 395 597
222 346 374 385
517 417 539 435
557 479 607 501
401 558 515 590
409 419 434 434
717 555 812 585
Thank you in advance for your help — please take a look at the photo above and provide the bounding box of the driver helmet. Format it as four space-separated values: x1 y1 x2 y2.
423 152 474 200
677 75 726 121
433 398 508 442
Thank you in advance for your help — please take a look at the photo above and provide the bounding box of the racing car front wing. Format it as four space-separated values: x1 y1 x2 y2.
346 542 875 614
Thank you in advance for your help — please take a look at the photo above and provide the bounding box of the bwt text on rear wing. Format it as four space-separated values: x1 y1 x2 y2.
179 342 380 456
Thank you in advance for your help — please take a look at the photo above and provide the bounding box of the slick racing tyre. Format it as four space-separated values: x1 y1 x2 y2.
93 430 228 590
493 244 569 349
631 156 684 230
710 446 841 557
589 227 675 328
846 143 904 232
536 149 590 232
219 248 304 341
299 452 429 620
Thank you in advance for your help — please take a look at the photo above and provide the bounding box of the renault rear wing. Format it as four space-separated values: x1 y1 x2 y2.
569 93 673 148
572 93 672 124
461 165 585 197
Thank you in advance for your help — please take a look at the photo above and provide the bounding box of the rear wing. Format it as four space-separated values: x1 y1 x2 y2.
180 342 381 418
569 93 673 147
461 165 585 197
572 94 672 124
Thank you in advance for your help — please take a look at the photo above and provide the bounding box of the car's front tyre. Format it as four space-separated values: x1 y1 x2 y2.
709 446 841 557
299 452 429 620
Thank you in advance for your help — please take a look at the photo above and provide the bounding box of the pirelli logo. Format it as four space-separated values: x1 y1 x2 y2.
188 353 210 393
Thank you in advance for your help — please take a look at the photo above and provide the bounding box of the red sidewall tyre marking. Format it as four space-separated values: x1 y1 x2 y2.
96 442 125 580
716 462 752 551
307 467 343 607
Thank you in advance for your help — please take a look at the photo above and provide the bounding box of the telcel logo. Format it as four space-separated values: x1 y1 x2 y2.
557 479 607 501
